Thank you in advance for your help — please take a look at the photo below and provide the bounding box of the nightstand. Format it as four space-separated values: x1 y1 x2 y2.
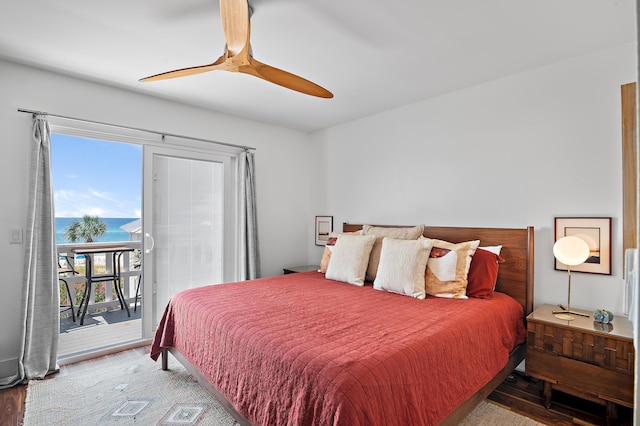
525 304 634 425
283 265 319 274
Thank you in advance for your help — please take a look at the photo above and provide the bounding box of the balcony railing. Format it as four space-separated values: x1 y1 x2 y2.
57 241 142 314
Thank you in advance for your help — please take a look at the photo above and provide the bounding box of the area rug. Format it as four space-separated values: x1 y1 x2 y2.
23 352 543 425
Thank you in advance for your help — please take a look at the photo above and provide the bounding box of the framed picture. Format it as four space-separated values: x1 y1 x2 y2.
554 217 612 275
315 216 333 246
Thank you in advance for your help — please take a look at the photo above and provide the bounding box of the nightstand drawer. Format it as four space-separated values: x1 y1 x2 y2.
527 321 633 374
527 348 633 407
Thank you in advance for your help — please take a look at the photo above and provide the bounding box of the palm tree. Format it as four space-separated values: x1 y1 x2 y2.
64 215 107 243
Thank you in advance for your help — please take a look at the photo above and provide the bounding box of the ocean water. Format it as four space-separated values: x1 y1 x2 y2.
56 217 139 244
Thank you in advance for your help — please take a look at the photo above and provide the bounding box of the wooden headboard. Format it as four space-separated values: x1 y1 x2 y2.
342 223 535 315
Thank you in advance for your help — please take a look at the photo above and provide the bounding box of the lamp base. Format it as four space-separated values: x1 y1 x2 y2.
552 308 590 321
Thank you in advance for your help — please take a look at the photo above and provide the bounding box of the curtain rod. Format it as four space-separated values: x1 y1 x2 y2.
17 108 256 151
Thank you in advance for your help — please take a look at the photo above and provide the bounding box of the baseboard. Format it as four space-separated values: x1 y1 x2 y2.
0 357 18 382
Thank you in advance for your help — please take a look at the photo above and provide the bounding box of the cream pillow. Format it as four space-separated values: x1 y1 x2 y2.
373 237 433 299
362 225 424 282
325 234 377 286
423 238 480 299
319 230 363 273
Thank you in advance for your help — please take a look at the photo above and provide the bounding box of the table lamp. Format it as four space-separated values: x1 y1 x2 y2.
552 235 591 320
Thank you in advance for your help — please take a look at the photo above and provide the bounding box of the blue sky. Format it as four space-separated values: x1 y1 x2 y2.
51 133 142 218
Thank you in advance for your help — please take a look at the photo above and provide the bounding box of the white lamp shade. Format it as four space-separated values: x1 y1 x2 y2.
553 236 590 266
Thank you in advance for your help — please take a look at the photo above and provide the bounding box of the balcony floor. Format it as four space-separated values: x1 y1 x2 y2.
59 305 142 359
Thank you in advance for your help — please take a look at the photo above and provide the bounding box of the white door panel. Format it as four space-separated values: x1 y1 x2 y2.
142 146 237 338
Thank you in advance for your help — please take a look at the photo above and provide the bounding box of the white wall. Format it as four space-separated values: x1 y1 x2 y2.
0 59 315 378
1 41 636 380
310 43 637 314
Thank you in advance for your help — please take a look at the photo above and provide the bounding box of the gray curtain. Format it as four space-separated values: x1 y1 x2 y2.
239 150 261 280
0 115 59 388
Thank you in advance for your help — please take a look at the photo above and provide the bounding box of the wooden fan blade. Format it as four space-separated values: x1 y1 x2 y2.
243 58 333 98
220 0 250 58
139 56 226 82
141 0 333 98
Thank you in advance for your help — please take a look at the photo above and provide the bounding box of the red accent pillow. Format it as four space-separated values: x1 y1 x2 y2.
466 248 505 299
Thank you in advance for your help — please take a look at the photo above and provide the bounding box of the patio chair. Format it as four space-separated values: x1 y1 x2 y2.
134 270 142 312
58 254 78 322
130 250 142 312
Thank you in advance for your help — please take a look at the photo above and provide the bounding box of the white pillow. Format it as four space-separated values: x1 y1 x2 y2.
325 234 377 286
373 237 433 299
362 225 424 282
318 230 363 273
481 245 502 255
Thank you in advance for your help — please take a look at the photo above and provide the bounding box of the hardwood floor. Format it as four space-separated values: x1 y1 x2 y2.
0 383 25 426
0 362 632 426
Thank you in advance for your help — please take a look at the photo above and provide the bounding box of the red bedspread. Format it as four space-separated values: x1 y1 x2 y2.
151 271 526 425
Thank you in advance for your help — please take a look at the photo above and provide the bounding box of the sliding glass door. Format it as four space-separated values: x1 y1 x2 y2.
50 119 241 353
141 146 237 338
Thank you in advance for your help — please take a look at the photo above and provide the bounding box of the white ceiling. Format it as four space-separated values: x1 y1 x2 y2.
0 0 635 132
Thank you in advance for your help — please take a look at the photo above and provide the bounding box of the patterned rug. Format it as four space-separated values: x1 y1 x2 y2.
23 352 543 425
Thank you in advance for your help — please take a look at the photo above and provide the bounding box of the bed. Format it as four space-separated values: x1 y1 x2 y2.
151 224 534 425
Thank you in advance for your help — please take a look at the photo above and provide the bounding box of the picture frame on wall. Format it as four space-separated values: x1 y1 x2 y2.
554 217 612 275
315 216 333 246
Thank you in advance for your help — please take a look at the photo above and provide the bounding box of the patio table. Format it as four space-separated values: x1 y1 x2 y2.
72 245 135 325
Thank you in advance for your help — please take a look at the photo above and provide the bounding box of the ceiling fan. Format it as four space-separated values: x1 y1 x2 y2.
140 0 333 98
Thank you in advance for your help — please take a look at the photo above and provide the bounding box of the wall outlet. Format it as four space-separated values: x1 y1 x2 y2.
9 227 23 244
